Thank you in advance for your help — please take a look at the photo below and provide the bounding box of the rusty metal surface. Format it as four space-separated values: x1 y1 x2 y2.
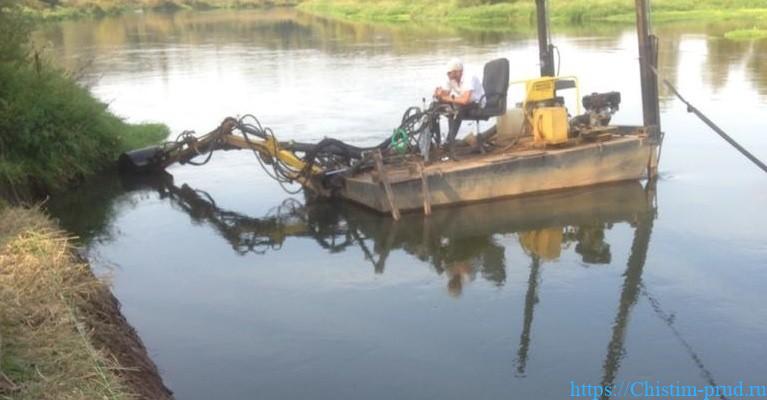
342 135 656 213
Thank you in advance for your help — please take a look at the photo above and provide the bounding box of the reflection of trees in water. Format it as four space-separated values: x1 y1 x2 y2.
36 7 525 74
657 32 680 108
34 9 767 100
45 172 146 246
696 21 767 97
701 36 767 96
704 38 748 93
29 9 646 76
744 39 767 97
33 8 767 111
654 22 767 103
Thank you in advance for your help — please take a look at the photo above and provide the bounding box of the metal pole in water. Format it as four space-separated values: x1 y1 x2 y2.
535 0 555 77
635 0 661 130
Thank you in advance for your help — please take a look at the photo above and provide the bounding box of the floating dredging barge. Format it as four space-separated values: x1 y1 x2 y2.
341 123 657 216
120 0 663 220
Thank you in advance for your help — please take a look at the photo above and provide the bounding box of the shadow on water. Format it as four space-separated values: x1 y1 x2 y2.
53 175 643 318
65 172 653 282
49 170 655 267
47 171 736 396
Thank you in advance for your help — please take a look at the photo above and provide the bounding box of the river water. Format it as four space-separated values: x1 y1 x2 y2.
39 9 766 400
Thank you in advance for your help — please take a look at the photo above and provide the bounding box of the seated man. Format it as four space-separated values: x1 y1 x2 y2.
434 58 485 160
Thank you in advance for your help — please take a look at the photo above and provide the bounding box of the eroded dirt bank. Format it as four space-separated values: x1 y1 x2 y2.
0 206 173 400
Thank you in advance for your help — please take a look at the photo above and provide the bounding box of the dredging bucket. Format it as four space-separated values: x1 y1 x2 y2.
118 145 166 174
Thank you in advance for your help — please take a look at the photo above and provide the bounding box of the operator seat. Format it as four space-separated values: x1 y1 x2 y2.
466 57 510 151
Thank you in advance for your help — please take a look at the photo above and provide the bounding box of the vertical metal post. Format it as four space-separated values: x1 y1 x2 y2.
373 150 400 221
417 161 432 216
536 0 555 77
635 0 661 130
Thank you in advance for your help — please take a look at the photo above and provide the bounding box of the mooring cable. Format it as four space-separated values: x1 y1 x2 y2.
651 66 767 174
641 285 728 400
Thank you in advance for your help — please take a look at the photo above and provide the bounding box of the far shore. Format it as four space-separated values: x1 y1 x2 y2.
23 0 767 30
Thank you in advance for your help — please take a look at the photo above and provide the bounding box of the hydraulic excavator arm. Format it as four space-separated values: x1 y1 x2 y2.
119 113 399 198
119 116 327 194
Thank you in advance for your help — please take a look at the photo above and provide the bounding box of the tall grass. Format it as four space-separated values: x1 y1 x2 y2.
298 0 767 25
0 207 131 400
0 1 168 197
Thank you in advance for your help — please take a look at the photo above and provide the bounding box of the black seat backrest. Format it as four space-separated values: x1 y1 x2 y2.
481 58 510 116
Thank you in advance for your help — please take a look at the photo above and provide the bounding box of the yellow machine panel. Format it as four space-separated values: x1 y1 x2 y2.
533 107 569 145
524 78 557 103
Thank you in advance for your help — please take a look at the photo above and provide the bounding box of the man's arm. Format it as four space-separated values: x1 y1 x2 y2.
439 90 473 106
434 87 450 98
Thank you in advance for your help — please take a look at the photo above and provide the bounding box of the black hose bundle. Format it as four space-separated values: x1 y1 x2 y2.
235 114 307 194
132 106 447 193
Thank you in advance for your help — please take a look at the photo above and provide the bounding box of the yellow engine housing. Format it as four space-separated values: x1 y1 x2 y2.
525 78 557 103
532 107 569 145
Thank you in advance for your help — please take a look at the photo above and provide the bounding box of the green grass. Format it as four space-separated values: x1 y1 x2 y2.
20 0 300 20
18 0 767 24
297 0 767 26
0 2 168 197
724 26 767 39
0 62 169 194
117 122 170 152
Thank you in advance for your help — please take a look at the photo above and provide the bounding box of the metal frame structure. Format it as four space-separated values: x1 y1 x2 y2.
534 0 661 135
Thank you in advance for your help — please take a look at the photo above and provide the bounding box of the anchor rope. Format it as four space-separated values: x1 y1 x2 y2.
650 66 767 174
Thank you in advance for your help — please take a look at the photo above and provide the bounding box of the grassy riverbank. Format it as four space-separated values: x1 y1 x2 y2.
21 0 299 19
0 2 168 198
21 0 767 27
0 206 172 400
297 0 767 25
0 4 173 396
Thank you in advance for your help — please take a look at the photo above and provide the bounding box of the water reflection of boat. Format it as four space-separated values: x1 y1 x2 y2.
126 174 672 387
124 173 655 283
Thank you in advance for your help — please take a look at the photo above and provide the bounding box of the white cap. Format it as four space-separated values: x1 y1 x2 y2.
446 58 463 72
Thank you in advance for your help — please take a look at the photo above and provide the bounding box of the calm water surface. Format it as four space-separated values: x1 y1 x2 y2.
40 9 767 400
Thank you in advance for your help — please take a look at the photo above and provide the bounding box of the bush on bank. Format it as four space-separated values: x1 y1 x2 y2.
0 0 168 198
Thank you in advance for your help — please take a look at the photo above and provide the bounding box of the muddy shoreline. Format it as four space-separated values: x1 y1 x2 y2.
0 205 173 400
79 255 175 400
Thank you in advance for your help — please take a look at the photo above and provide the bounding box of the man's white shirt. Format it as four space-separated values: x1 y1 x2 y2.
443 74 485 106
